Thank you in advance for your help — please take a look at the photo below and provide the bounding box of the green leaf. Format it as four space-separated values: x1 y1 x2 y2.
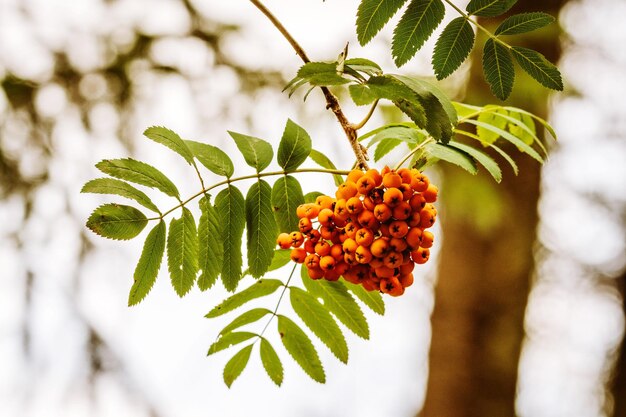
268 249 292 271
308 149 344 187
343 280 385 315
277 315 325 383
81 178 160 214
143 126 195 165
128 220 166 306
356 0 408 45
272 175 305 233
277 119 312 171
304 191 324 204
366 76 428 130
206 279 283 318
344 58 383 76
86 203 148 240
453 127 520 175
477 106 509 144
432 17 475 80
290 287 349 363
208 331 256 355
349 84 378 106
389 75 458 124
260 338 284 386
464 118 544 163
482 38 514 100
297 62 350 86
219 308 272 336
507 111 538 146
246 180 278 278
228 131 274 172
503 106 557 140
466 0 517 17
223 344 253 388
301 269 370 339
96 158 179 199
374 138 403 161
425 142 478 174
495 12 555 35
167 207 198 297
449 141 502 182
216 186 246 291
392 0 445 67
197 196 224 291
186 140 234 178
366 125 427 147
511 46 563 91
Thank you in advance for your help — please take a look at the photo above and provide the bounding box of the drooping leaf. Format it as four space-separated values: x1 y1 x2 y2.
453 127 520 175
482 38 514 100
464 118 544 162
424 142 478 174
86 203 148 240
366 76 428 130
167 207 198 297
296 62 351 86
290 287 349 363
260 338 283 386
356 0 409 45
466 0 517 17
374 138 403 161
343 280 385 315
96 158 179 199
495 12 555 35
344 58 383 76
308 149 344 187
228 131 273 172
186 140 234 178
392 0 445 67
197 196 223 291
81 178 160 214
277 315 325 383
389 75 458 125
511 46 563 91
128 220 166 306
143 126 195 165
366 125 427 147
219 308 272 336
223 344 253 388
432 17 475 80
216 186 246 291
208 331 256 355
304 191 324 204
206 279 283 318
503 106 557 140
301 269 370 339
477 106 509 144
507 111 538 146
271 175 305 233
268 249 292 271
449 141 502 182
277 119 312 172
246 180 278 278
348 84 378 106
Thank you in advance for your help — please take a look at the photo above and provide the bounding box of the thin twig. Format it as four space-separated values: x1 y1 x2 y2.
349 99 379 131
249 0 370 169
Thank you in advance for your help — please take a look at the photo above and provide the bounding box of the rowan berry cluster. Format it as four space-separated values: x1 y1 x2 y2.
276 166 438 297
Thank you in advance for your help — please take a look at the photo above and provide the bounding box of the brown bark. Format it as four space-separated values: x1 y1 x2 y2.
611 272 626 417
421 1 567 416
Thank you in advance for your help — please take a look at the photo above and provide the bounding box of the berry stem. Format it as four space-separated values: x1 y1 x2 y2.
441 0 512 50
256 263 298 341
394 138 435 170
249 0 370 170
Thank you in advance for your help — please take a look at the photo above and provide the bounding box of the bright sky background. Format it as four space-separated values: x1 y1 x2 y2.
0 0 625 416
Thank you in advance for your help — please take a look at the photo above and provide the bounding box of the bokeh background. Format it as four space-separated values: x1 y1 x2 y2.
1 0 625 416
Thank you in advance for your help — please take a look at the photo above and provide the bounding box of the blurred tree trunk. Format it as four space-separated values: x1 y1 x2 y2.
421 2 567 416
611 272 626 417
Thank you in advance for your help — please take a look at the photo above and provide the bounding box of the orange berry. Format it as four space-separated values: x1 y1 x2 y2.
419 209 436 229
397 168 413 184
319 225 335 240
407 211 421 227
319 255 336 271
422 184 438 203
383 251 403 269
336 181 358 200
383 187 404 207
290 248 307 263
318 208 335 226
307 266 325 280
347 169 365 183
374 265 395 279
277 233 292 249
333 199 349 221
335 261 350 275
357 210 378 229
362 278 378 292
344 252 358 266
399 273 414 288
296 204 308 219
412 247 430 264
315 195 334 210
370 238 390 258
368 187 385 204
344 222 358 239
346 196 364 214
289 231 304 247
305 253 320 269
380 277 404 296
421 230 434 248
380 165 391 177
399 262 415 276
342 238 358 254
324 269 341 281
410 170 429 192
330 244 344 261
365 169 383 186
392 201 411 220
315 240 331 256
298 217 313 233
405 227 423 249
388 220 409 238
409 193 426 211
356 175 376 195
355 228 374 247
389 237 408 252
304 239 316 253
398 183 413 201
307 229 321 243
374 203 392 222
369 256 385 269
383 171 402 189
378 223 391 237
362 196 376 211
355 245 373 264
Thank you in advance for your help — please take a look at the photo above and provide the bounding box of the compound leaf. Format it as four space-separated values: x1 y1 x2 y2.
296 62 351 86
374 138 403 161
449 141 502 182
216 186 246 291
272 175 305 233
228 131 273 172
81 178 161 214
511 46 563 91
290 287 349 363
278 119 312 172
206 279 283 318
477 106 509 144
128 220 166 306
223 344 253 388
260 338 284 386
425 142 478 174
392 0 445 67
308 149 344 186
143 126 195 166
219 308 272 336
268 249 292 271
277 315 325 383
208 331 256 355
349 84 378 106
197 196 223 291
96 158 179 199
482 38 514 100
465 118 544 163
186 140 234 178
343 280 385 315
86 203 148 240
466 0 517 17
432 17 474 80
356 0 408 45
495 12 555 36
246 180 278 278
167 207 198 297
